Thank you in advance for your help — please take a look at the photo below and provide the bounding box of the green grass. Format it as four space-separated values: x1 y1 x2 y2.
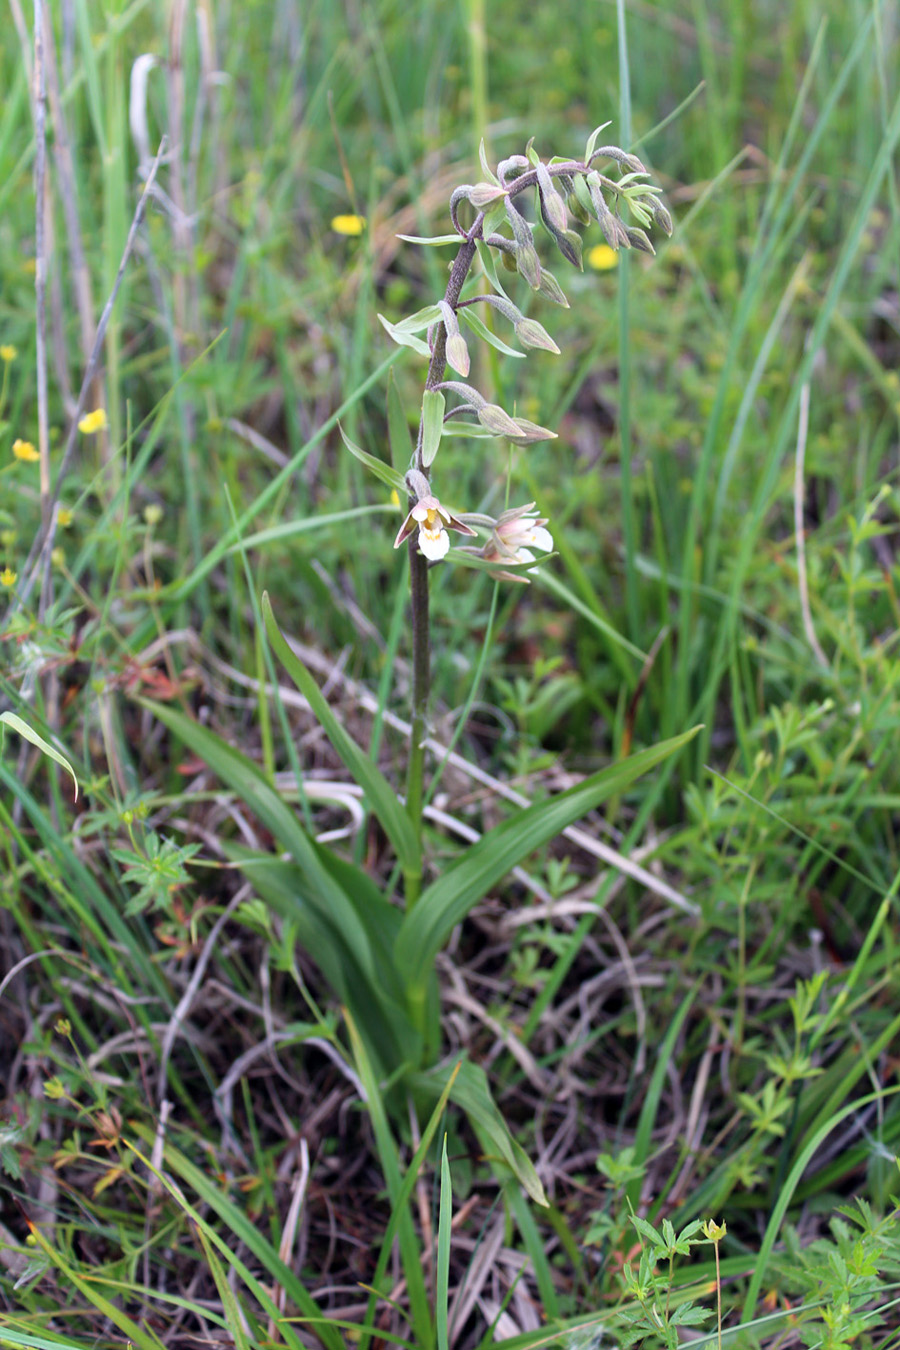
2 1 900 1346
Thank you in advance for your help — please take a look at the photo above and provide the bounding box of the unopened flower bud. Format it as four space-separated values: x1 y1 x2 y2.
515 318 560 354
446 331 470 377
477 403 525 438
652 200 674 236
624 226 655 254
468 182 507 208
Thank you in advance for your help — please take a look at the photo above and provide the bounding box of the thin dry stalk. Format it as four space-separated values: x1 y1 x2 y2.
41 6 105 422
794 377 829 669
7 140 167 618
32 0 50 534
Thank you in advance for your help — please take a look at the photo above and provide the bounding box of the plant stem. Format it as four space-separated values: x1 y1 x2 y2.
403 237 478 901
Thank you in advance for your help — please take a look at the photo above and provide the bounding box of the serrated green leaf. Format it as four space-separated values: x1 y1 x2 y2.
671 1304 710 1327
458 306 526 359
631 1214 667 1250
422 390 445 468
0 712 78 802
262 593 421 876
395 728 701 988
339 424 408 494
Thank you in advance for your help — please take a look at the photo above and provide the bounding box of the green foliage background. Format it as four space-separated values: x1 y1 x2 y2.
2 0 900 1345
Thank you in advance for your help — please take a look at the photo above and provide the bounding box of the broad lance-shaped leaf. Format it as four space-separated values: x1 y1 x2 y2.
458 307 525 360
421 390 445 468
394 726 701 988
226 843 423 1081
139 697 386 989
410 1058 548 1207
0 711 78 801
377 313 431 356
339 424 408 495
262 593 422 877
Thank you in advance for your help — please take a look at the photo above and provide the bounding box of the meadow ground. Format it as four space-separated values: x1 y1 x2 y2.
2 2 900 1346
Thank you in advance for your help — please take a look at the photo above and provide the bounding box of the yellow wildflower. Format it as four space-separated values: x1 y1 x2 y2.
144 503 163 526
57 508 73 527
78 408 108 434
0 566 17 587
12 438 39 462
51 547 65 568
587 243 619 271
0 344 17 362
331 214 366 236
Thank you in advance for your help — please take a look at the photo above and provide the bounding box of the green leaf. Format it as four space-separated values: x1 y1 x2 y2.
626 985 699 1208
387 371 413 470
360 1061 464 1350
346 1012 435 1350
0 711 78 801
479 137 499 186
411 1058 548 1206
377 313 431 356
390 303 443 334
126 1130 332 1350
458 306 526 359
396 233 462 246
338 424 408 495
395 728 701 988
480 199 509 236
474 238 511 300
422 390 445 468
440 420 499 439
138 697 386 988
436 1136 452 1350
227 844 420 1081
445 547 558 575
584 120 612 164
262 593 421 876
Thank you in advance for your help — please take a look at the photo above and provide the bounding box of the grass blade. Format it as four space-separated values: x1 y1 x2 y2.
262 592 421 875
395 727 700 987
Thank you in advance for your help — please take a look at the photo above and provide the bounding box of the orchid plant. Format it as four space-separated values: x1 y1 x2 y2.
344 124 674 895
147 127 691 1210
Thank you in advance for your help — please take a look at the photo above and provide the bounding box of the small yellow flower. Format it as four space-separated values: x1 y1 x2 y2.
331 214 366 237
143 503 163 526
12 438 39 462
0 566 17 587
702 1218 727 1242
57 508 73 527
78 408 107 434
587 243 619 271
51 547 65 568
0 344 17 362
